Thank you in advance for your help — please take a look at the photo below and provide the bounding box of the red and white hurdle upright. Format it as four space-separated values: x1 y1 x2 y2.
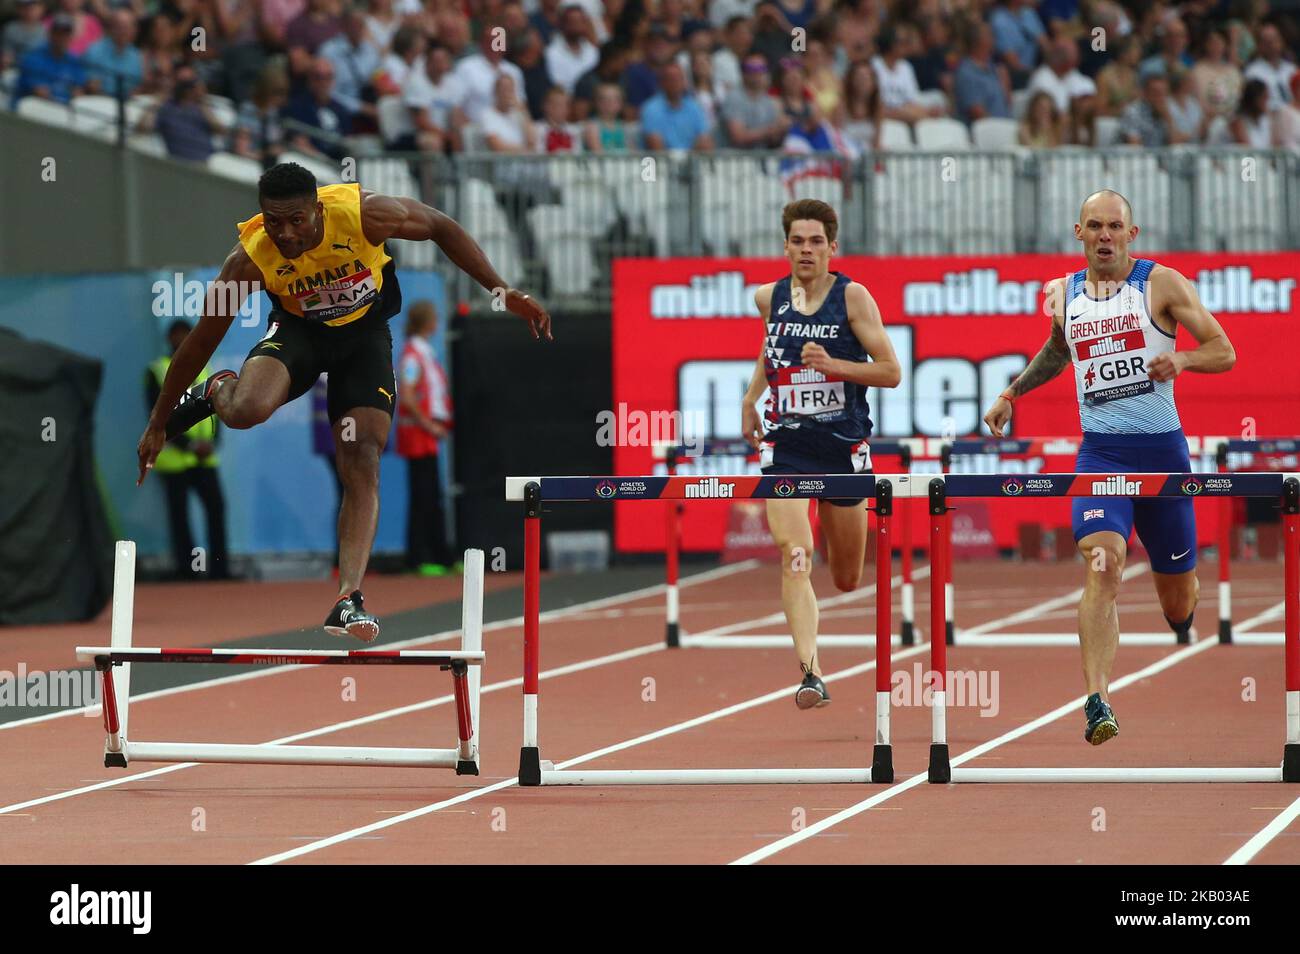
508 473 898 786
79 541 485 774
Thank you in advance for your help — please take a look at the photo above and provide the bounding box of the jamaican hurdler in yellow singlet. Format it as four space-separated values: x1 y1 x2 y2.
137 162 553 641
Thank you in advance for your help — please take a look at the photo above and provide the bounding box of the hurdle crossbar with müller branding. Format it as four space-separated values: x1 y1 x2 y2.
78 543 486 773
506 472 903 786
921 472 1300 785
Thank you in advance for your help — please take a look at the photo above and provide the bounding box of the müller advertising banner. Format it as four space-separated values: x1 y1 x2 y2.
612 254 1300 553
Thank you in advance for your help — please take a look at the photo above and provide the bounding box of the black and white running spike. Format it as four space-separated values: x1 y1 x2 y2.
324 590 380 643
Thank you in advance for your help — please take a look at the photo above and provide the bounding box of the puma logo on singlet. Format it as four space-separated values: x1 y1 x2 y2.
332 238 354 252
377 387 394 404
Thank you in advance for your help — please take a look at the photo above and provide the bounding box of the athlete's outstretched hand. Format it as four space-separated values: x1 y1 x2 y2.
136 424 166 486
742 402 763 450
983 397 1012 438
506 289 552 341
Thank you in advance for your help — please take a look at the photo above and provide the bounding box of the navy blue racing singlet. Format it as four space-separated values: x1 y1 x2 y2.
763 272 874 442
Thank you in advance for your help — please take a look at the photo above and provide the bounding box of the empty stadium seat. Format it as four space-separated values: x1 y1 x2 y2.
16 96 73 128
207 151 263 184
971 117 1019 149
879 119 913 151
915 117 971 151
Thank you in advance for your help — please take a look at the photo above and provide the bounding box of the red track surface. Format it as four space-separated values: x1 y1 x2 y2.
1 560 1296 865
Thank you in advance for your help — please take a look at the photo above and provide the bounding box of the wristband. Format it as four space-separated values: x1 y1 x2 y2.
1000 390 1017 404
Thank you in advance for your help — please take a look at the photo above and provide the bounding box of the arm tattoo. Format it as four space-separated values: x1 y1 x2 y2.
1009 321 1071 397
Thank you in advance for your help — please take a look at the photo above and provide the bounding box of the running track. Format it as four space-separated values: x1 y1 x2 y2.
1 560 1296 865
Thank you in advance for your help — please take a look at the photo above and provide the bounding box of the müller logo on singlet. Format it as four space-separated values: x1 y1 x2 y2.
1092 476 1144 495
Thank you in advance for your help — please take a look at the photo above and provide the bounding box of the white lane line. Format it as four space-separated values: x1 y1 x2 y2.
1225 798 1300 865
253 565 1147 865
0 560 762 733
731 600 1284 865
0 560 860 817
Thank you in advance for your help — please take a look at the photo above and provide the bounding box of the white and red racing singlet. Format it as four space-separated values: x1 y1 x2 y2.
1063 259 1182 434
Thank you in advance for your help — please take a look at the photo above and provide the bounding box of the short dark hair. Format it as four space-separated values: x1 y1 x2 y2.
782 199 838 243
258 162 318 203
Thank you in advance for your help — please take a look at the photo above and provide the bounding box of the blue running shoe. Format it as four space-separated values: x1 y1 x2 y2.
1084 692 1119 745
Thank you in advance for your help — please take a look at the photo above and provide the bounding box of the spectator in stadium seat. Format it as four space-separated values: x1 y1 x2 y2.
530 0 562 45
835 0 884 66
318 5 380 130
1244 23 1296 110
510 26 554 120
545 3 598 95
624 23 675 111
138 12 184 95
688 48 720 128
1027 36 1096 142
1017 89 1062 147
454 19 527 122
13 14 86 105
872 25 943 124
708 0 752 30
1228 77 1275 147
363 0 398 51
47 0 101 57
231 65 289 162
722 53 788 149
1167 69 1207 143
260 0 307 50
481 71 539 152
285 0 343 85
1273 71 1300 151
211 0 266 104
582 80 630 151
572 38 630 121
840 58 881 153
1120 72 1185 147
1139 16 1193 78
954 21 1011 125
139 67 224 161
536 84 580 152
711 14 753 103
4 0 49 72
805 38 843 124
401 42 465 153
1094 35 1141 118
989 0 1047 89
434 6 472 60
1192 28 1243 124
757 0 825 34
284 56 354 158
82 8 143 96
640 60 713 150
909 15 955 96
374 24 424 98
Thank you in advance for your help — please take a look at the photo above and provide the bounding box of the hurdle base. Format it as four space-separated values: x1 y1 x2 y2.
1219 619 1232 644
519 746 542 786
945 622 954 646
949 767 1284 783
103 744 128 769
666 621 680 648
538 768 877 785
928 743 951 783
456 760 480 776
900 620 914 647
872 744 894 783
1285 744 1300 783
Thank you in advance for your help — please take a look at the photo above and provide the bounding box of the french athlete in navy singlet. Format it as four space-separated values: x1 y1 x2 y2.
983 190 1237 745
741 199 902 710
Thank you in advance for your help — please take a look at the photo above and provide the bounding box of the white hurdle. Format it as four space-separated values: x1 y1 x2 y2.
79 542 486 775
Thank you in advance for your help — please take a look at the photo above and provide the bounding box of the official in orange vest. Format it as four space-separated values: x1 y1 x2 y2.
396 301 455 575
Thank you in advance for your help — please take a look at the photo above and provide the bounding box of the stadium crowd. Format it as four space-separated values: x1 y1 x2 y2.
3 0 1299 162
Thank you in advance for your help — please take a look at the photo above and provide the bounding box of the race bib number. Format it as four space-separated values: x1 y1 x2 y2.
775 367 845 417
295 268 378 323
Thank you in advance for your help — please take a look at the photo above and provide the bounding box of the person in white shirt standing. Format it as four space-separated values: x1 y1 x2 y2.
455 18 527 122
1027 36 1097 143
871 25 943 124
544 3 598 95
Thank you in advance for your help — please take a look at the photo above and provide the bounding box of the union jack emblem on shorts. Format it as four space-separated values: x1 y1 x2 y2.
1083 508 1105 520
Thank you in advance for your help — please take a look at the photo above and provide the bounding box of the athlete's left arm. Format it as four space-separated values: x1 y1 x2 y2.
360 191 552 341
801 282 902 388
1147 266 1236 382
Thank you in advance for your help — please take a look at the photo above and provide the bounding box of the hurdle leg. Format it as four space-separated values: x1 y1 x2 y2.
928 481 951 783
873 480 894 782
456 548 485 776
519 483 543 786
1283 478 1299 782
666 500 681 648
944 508 955 646
104 541 135 768
900 495 915 646
1219 494 1233 644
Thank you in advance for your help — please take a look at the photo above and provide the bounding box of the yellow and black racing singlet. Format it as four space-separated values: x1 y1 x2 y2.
237 183 395 328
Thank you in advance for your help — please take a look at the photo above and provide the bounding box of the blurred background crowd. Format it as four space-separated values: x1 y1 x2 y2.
3 0 1299 164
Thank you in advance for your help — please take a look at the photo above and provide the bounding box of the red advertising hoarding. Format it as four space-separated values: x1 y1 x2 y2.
612 254 1300 553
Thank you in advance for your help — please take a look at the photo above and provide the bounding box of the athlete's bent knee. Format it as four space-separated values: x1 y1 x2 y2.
782 542 813 579
831 565 862 593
